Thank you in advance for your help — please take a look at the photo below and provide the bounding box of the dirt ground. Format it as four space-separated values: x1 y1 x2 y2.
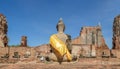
0 61 120 69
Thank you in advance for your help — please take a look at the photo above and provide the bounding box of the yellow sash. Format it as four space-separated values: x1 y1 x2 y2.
50 34 72 61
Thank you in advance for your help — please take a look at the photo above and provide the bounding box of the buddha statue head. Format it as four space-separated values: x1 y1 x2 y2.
56 18 65 33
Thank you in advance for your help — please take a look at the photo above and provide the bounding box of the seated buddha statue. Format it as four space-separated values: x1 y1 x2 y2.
49 18 72 64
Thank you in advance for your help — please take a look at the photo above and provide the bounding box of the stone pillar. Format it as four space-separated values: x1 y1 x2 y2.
20 36 27 47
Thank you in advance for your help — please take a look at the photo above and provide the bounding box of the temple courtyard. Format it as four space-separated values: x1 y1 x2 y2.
0 62 120 69
0 58 120 69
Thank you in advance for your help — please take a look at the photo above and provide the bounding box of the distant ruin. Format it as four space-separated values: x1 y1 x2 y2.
20 36 27 47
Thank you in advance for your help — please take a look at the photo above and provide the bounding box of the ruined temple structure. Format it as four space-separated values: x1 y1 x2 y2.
72 25 107 47
20 36 27 47
0 14 8 47
1 13 120 63
112 15 120 49
72 25 109 57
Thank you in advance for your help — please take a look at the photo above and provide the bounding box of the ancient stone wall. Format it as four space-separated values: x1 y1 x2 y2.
96 49 110 58
111 49 120 58
110 50 117 57
34 44 51 56
72 44 96 57
0 47 36 61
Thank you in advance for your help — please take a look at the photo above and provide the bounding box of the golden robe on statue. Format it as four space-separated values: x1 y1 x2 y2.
50 34 72 61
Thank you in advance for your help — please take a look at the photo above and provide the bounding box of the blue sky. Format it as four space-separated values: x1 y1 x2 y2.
0 0 120 48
